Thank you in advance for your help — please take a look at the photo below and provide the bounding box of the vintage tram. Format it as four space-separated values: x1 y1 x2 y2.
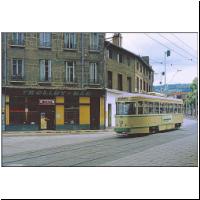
114 92 184 136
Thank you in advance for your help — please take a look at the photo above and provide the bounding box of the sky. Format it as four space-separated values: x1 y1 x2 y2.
106 33 198 86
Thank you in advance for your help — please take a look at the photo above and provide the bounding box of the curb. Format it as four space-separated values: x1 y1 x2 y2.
2 129 114 137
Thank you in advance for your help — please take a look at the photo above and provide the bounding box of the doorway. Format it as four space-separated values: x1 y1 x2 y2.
108 104 112 127
90 97 100 130
39 105 55 130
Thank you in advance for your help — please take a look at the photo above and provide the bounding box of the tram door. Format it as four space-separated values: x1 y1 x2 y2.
108 104 112 127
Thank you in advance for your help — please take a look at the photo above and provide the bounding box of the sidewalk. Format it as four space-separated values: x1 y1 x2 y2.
184 115 198 120
2 128 114 137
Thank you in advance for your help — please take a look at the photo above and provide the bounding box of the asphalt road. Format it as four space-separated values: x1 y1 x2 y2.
2 119 198 166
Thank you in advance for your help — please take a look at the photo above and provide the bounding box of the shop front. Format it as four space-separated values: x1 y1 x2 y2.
3 87 105 131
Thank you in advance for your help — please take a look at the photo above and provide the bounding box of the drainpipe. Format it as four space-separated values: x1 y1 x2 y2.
81 33 84 88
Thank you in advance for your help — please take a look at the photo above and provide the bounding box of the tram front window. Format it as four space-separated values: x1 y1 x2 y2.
116 102 136 115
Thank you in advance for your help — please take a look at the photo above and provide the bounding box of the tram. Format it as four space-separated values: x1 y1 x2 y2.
114 92 184 136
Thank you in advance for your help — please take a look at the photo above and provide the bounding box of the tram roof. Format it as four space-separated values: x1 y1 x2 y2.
116 93 183 103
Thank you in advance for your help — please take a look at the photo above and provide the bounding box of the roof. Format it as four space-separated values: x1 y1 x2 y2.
116 93 183 103
105 41 154 72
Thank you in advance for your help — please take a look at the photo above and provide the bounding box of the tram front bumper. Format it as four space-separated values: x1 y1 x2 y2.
114 127 130 134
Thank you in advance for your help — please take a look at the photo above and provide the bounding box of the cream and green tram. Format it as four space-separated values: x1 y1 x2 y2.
114 93 184 136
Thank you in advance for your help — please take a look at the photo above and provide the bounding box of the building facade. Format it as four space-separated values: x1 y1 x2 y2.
105 34 154 127
2 32 105 131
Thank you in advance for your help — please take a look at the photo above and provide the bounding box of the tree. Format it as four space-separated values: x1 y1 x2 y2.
185 77 198 116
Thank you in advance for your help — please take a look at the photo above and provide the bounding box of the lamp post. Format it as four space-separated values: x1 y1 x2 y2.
164 50 171 94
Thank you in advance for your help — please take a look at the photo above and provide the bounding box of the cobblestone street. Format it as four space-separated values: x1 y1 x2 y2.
2 119 198 167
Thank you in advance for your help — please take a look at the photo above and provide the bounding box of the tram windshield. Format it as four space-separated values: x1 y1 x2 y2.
116 102 136 115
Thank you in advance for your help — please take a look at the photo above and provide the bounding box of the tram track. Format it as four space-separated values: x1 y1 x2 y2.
2 128 193 166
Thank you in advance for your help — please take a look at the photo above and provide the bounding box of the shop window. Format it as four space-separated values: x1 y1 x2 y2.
10 96 25 124
64 96 79 124
27 97 39 125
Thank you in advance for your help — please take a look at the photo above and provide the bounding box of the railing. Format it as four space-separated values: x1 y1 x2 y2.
11 40 25 46
11 75 25 81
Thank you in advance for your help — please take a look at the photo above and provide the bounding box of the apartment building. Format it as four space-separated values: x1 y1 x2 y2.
1 32 105 131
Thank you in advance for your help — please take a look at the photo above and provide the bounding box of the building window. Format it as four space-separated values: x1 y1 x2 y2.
146 83 149 92
127 77 132 92
66 61 75 82
136 77 139 92
89 63 98 83
12 59 24 80
12 33 24 46
107 71 112 89
64 96 79 125
39 60 51 82
39 33 51 48
127 56 130 66
137 62 139 71
117 53 123 63
143 81 146 91
140 79 142 91
64 33 77 49
90 33 99 50
108 49 113 59
118 74 123 90
140 64 142 73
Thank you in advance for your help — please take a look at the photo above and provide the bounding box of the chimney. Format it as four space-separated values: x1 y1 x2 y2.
112 33 122 47
141 56 149 65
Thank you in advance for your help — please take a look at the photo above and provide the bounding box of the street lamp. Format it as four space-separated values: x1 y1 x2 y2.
164 50 171 94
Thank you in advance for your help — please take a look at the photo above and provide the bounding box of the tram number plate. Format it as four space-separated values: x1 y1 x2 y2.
162 115 172 123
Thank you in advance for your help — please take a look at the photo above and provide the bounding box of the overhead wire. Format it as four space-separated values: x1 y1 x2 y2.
158 33 197 60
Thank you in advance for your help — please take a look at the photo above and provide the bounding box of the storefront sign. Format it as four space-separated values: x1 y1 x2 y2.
39 99 55 105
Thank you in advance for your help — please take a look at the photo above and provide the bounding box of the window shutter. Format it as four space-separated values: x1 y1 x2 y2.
48 60 51 81
90 63 93 81
40 60 45 81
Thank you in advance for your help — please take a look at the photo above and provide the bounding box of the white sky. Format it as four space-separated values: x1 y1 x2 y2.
106 33 198 86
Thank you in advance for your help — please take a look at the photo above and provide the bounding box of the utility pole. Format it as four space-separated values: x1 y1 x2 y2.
164 50 170 94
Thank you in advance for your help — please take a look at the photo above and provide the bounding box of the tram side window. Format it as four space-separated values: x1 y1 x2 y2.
154 102 159 114
116 102 136 115
174 104 178 113
149 102 154 114
160 103 166 114
138 101 143 114
166 103 170 113
143 102 149 114
169 103 173 113
178 104 182 113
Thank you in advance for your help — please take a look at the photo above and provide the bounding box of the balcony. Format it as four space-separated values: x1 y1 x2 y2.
84 78 103 88
65 77 78 87
10 40 25 48
10 75 25 84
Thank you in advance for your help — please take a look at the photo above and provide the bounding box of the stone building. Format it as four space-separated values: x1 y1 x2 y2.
105 33 154 127
1 32 105 131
